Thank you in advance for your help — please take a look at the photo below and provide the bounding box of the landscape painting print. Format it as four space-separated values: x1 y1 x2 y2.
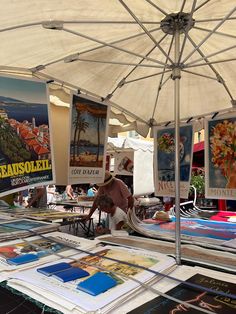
205 113 236 200
154 124 193 198
0 237 66 260
69 93 110 184
0 75 53 196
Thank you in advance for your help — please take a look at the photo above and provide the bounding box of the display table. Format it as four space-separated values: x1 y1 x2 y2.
3 233 236 314
98 234 236 272
0 206 95 238
49 200 93 213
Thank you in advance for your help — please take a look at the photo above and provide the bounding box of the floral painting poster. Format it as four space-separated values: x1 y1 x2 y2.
69 93 110 184
205 114 236 200
0 75 54 197
154 124 194 198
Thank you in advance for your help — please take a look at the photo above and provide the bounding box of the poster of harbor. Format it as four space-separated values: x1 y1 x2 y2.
69 93 110 184
154 123 194 198
205 113 236 200
0 75 54 196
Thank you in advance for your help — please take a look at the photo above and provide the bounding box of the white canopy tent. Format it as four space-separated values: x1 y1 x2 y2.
107 136 154 196
0 1 235 132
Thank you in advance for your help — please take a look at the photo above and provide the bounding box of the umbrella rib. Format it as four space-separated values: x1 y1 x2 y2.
62 27 167 67
182 69 218 81
78 27 161 56
61 19 160 25
186 44 236 66
152 75 172 121
179 0 187 13
124 70 172 85
103 46 158 98
186 57 236 68
182 6 236 64
118 0 174 65
152 35 175 120
104 45 158 98
0 20 162 32
193 25 236 40
40 26 161 68
103 34 168 99
184 33 235 101
30 71 148 125
190 16 236 23
144 0 169 16
0 66 32 74
193 0 211 13
178 0 198 63
69 58 164 69
0 22 41 32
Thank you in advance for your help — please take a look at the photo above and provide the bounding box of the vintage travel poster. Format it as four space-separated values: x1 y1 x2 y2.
69 93 110 184
0 75 54 196
154 124 194 198
114 151 134 176
11 246 175 312
205 113 236 200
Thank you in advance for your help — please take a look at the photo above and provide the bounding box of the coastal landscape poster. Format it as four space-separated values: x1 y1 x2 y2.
154 124 194 198
0 75 54 196
205 113 236 200
69 93 110 184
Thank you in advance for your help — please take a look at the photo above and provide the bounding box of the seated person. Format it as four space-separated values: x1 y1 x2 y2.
27 186 47 208
95 194 128 234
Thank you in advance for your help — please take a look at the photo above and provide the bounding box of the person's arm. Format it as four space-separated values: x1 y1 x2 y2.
118 179 134 210
127 194 134 209
115 220 124 230
84 195 99 220
66 186 74 199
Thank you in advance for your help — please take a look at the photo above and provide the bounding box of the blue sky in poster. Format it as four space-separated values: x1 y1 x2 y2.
71 97 106 146
0 76 48 125
0 76 47 104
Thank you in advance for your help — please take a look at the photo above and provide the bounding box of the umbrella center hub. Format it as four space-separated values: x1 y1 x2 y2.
161 12 195 34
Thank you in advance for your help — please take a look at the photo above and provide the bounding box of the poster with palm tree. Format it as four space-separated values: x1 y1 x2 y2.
69 93 110 184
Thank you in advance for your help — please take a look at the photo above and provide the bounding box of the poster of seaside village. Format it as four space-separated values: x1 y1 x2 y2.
0 75 53 195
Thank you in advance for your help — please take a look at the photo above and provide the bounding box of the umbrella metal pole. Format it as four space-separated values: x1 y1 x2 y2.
173 29 181 265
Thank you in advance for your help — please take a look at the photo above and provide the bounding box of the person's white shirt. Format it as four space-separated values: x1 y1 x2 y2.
47 185 56 204
108 206 127 230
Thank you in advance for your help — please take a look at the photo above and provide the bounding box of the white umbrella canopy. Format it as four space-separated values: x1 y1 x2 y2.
0 0 235 132
1 1 236 264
